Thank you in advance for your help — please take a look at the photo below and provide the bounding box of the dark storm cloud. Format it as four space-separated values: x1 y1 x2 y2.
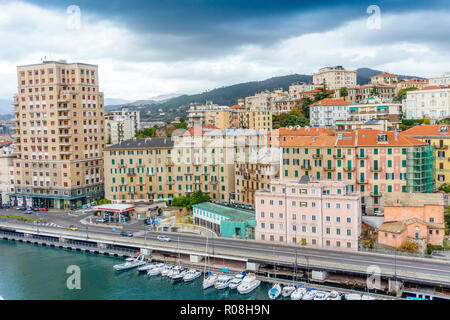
22 0 450 61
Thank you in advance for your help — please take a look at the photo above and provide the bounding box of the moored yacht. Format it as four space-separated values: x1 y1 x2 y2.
183 269 202 282
282 285 296 298
327 290 341 300
268 283 282 300
203 272 219 289
302 288 317 300
214 274 232 290
161 265 174 277
237 274 260 294
171 268 188 281
228 272 246 290
113 254 146 271
291 285 307 300
313 291 330 300
138 263 156 273
345 293 362 300
147 263 165 276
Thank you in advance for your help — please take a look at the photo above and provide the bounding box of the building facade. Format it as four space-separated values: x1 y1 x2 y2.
309 98 351 128
105 108 140 145
10 61 105 209
402 125 450 187
280 129 435 214
370 73 398 85
403 86 450 120
312 66 357 90
255 176 361 251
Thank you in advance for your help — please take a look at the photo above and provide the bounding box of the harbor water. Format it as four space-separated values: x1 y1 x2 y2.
0 240 273 300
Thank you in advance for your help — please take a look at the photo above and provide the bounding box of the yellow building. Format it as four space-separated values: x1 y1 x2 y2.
10 60 105 209
403 125 450 187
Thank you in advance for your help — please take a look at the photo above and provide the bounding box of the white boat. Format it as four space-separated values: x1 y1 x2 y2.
0 296 4 300
183 269 202 282
147 263 165 276
214 274 232 290
228 272 246 290
203 273 219 289
113 254 146 271
345 293 362 300
138 263 156 273
161 265 173 276
313 291 330 300
327 290 341 300
291 286 307 300
361 294 375 300
282 285 296 297
302 288 317 300
237 274 261 294
268 283 282 300
172 269 188 281
167 265 183 278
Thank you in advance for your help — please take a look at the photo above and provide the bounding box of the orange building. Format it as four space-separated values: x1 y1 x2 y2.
378 193 445 248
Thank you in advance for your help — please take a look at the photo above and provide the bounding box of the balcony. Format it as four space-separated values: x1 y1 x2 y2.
356 154 368 159
370 167 382 173
333 154 345 159
59 133 71 137
323 166 335 171
194 180 201 184
167 180 175 185
433 144 448 150
146 172 154 176
343 167 355 172
59 124 71 129
57 96 71 103
312 154 322 159
211 180 218 185
301 164 311 170
127 172 136 177
370 192 382 197
58 116 70 120
60 151 73 155
357 179 369 184
57 105 70 111
136 163 145 168
59 141 72 146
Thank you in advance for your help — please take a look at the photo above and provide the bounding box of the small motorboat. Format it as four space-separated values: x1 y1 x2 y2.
291 286 307 300
147 263 165 276
215 274 232 290
138 263 156 273
203 273 219 289
313 291 330 300
161 265 173 276
268 283 282 300
228 272 246 290
327 290 341 300
237 274 261 294
183 269 202 282
167 265 183 278
113 254 146 271
302 288 317 300
171 268 188 281
282 285 296 298
344 293 362 300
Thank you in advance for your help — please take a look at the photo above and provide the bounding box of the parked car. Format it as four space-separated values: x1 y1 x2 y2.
120 231 133 237
39 207 48 212
69 225 78 231
144 219 152 225
32 207 40 212
95 218 105 223
157 235 171 242
24 209 33 215
374 210 384 216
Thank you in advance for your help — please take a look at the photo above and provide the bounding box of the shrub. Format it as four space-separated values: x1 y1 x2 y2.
398 241 419 253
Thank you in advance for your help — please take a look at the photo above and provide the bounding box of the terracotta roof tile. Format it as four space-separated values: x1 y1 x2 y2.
311 98 350 107
403 125 450 137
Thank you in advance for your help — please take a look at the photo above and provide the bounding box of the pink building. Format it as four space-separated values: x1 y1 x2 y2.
255 176 361 251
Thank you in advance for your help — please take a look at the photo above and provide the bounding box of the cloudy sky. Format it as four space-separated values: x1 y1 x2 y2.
0 0 449 103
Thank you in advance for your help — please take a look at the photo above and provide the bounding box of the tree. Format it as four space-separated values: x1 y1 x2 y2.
97 199 111 205
339 87 349 100
369 87 378 97
172 191 211 211
394 87 417 102
313 82 333 102
281 115 309 127
301 97 313 119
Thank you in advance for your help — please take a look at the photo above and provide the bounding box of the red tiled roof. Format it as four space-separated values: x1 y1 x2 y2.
372 72 397 78
311 98 350 107
402 125 450 137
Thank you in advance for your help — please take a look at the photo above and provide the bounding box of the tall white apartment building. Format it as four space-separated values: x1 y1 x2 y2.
403 86 450 120
313 66 357 90
309 98 350 128
105 108 140 144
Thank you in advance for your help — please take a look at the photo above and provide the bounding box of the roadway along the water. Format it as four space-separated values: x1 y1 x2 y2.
2 208 450 285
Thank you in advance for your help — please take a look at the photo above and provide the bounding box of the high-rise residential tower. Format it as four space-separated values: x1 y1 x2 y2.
10 60 105 210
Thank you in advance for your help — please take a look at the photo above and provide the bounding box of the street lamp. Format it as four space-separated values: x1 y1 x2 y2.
305 255 309 283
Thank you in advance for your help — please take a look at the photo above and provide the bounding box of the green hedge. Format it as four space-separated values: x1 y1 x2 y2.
0 215 43 222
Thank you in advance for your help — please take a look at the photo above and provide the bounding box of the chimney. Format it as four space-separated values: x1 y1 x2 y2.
394 130 398 141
